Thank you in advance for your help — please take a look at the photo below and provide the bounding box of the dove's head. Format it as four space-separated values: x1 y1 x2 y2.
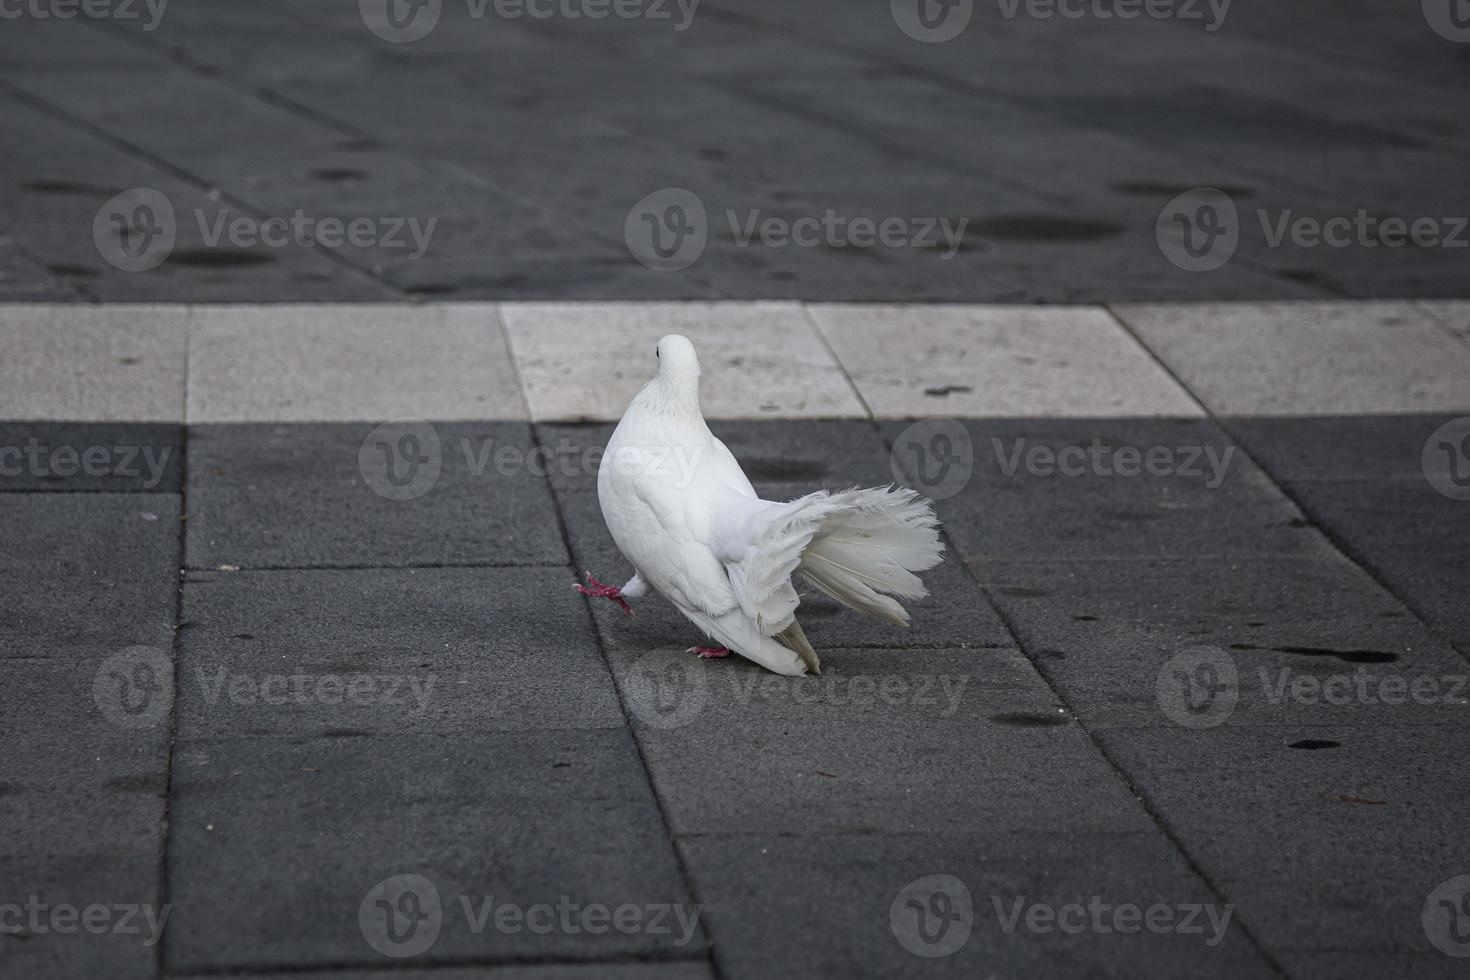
654 334 700 385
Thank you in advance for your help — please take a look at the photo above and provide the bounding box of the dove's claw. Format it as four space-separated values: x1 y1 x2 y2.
576 572 633 615
687 645 731 658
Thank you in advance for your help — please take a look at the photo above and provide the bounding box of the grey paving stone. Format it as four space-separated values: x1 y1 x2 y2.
0 493 178 659
185 423 567 569
0 88 388 302
1098 725 1470 954
556 486 1014 652
971 555 1470 730
0 855 163 980
176 566 623 737
1278 950 1470 980
1226 414 1470 654
166 732 699 973
882 418 1328 561
1226 414 1458 483
0 422 181 492
609 645 1149 837
681 831 1273 979
0 495 176 980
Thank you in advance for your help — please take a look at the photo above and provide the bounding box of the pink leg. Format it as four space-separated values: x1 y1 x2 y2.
687 645 731 658
574 571 633 616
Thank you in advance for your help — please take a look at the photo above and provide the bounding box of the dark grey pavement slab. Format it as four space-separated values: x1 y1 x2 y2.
603 645 1145 839
176 566 624 737
682 831 1273 979
1228 415 1470 654
0 492 178 658
0 422 181 492
971 554 1470 729
1099 725 1470 956
884 418 1330 561
165 732 700 973
186 423 568 569
0 493 178 980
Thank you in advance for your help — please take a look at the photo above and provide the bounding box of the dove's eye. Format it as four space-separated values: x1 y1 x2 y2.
655 347 660 358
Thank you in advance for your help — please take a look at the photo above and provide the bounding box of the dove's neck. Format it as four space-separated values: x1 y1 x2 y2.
635 374 706 427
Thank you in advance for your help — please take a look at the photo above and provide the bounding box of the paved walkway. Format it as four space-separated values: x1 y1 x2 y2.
2 1 1469 302
3 300 1469 978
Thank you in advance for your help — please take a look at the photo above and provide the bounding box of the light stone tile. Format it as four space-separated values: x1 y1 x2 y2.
1114 301 1470 416
187 303 523 422
1417 300 1470 345
0 304 187 421
808 304 1201 419
500 301 866 421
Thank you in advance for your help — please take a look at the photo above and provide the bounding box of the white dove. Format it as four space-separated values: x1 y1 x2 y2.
576 334 944 676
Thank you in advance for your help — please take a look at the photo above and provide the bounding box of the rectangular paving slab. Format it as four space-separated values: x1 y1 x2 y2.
185 422 567 569
882 417 1328 561
972 554 1470 729
681 830 1273 979
165 731 699 973
1098 725 1470 956
0 422 181 492
0 493 179 980
176 566 624 737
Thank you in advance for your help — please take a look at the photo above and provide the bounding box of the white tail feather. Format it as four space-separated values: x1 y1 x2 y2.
797 486 943 627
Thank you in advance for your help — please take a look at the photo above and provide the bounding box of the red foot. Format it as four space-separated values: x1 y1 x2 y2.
574 571 633 615
687 645 731 659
